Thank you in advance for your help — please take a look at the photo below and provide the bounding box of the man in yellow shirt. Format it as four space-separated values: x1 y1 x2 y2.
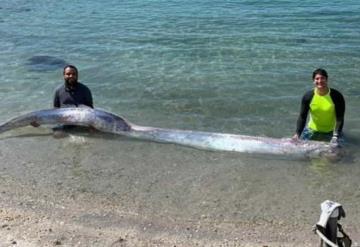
293 68 345 145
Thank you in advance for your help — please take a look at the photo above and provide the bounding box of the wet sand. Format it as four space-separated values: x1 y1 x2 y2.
0 132 359 246
0 178 323 247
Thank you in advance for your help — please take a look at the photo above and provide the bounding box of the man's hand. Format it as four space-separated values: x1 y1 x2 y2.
291 134 300 142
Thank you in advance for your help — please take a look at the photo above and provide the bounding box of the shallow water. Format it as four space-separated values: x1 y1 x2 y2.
0 0 360 241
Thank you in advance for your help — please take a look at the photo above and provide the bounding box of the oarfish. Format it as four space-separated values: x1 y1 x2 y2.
0 107 339 160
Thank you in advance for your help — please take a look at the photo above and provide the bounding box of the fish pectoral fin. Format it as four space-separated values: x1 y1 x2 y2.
89 125 97 133
30 121 40 128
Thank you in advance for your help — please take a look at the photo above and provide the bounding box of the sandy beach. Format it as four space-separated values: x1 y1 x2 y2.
0 182 315 247
1 169 359 247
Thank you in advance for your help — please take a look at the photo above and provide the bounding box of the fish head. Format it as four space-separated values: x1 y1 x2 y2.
311 144 344 162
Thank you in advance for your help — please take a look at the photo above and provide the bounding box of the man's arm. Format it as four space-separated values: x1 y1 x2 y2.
87 90 93 108
330 89 345 144
333 91 345 136
84 86 93 108
53 89 60 108
293 91 312 139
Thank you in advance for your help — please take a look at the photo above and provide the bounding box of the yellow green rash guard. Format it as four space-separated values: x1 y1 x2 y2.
295 88 345 136
308 90 336 132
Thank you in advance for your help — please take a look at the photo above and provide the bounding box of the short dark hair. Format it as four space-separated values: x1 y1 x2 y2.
63 64 78 75
312 68 328 80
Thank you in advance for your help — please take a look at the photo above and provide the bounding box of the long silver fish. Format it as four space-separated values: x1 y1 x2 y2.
0 107 340 160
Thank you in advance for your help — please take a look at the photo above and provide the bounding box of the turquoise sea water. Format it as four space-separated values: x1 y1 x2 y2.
1 0 360 243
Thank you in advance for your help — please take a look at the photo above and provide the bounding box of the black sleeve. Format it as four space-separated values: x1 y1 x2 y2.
53 89 60 108
330 88 345 134
85 87 93 108
295 90 313 136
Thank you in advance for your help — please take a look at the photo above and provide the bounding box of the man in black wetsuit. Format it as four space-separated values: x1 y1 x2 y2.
53 65 93 108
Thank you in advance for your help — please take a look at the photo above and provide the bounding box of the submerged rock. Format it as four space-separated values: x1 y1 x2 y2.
26 55 68 72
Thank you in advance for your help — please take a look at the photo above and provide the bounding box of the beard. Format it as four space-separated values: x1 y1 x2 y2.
65 78 77 87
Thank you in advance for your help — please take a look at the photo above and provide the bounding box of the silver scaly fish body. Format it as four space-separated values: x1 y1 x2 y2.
129 125 335 159
0 108 131 134
0 108 338 160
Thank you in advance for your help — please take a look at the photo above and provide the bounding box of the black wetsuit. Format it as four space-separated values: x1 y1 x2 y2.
295 88 345 137
53 82 93 108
